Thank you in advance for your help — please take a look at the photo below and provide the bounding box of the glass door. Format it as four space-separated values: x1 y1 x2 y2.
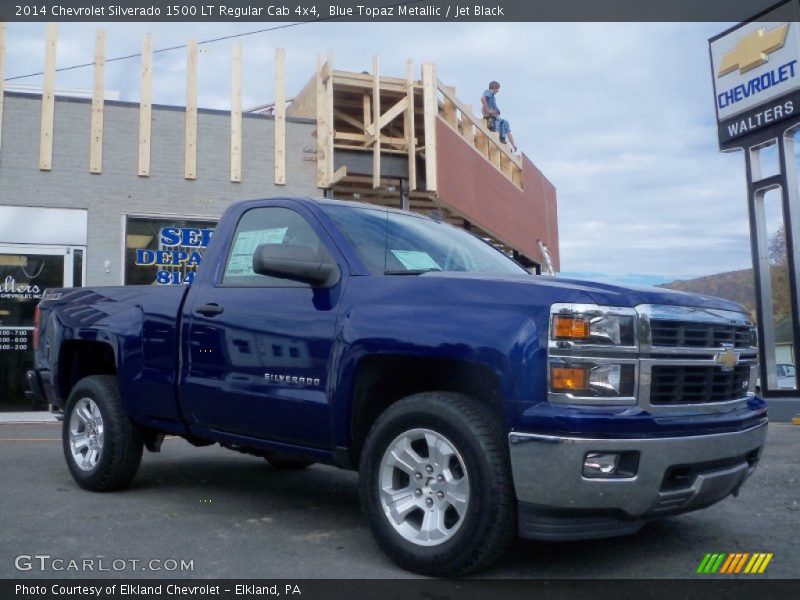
0 245 82 410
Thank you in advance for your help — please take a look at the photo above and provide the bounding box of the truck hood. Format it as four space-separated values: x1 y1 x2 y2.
420 272 746 314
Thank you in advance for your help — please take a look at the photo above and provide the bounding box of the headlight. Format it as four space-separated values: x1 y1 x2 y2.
550 363 636 397
551 306 636 347
548 303 638 405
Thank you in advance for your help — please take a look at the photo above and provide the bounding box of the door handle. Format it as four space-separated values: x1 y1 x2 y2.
195 303 224 317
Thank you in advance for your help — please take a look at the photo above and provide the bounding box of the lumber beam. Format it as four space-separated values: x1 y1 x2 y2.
316 55 326 187
230 42 242 182
331 165 348 185
377 97 408 131
443 87 457 128
185 39 198 180
325 50 335 186
334 108 369 133
512 163 523 187
488 137 501 168
372 55 380 189
315 53 335 188
334 132 406 144
0 23 6 160
405 59 416 191
421 62 437 192
39 23 57 171
363 94 371 139
138 33 153 176
461 103 475 144
89 28 105 174
274 47 286 185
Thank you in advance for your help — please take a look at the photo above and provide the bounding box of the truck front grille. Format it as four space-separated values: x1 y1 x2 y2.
650 365 751 405
650 320 751 349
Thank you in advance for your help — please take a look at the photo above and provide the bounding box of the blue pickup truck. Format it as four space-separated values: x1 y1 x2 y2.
29 197 767 576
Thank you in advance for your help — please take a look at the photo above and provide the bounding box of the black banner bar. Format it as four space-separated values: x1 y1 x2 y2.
3 579 800 600
0 0 792 23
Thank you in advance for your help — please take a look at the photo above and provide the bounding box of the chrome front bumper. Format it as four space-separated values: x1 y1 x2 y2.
509 422 767 521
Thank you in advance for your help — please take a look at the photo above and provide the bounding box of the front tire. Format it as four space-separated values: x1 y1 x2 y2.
62 375 144 491
359 392 515 576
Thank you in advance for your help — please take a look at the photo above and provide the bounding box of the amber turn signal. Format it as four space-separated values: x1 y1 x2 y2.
553 315 590 340
551 367 589 391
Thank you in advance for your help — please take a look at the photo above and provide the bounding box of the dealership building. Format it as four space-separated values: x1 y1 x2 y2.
0 27 559 410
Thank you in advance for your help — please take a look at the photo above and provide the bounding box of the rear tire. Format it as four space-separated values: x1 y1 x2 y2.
62 375 144 491
359 392 515 576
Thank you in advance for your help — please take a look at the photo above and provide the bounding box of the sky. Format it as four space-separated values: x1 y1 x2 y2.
2 20 760 287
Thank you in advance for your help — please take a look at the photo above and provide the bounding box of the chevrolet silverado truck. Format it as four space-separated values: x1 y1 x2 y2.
28 197 767 576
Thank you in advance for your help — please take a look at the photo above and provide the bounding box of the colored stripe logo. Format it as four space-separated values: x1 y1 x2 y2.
697 553 773 574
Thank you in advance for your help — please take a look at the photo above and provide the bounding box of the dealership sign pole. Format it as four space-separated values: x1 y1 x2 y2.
710 0 800 396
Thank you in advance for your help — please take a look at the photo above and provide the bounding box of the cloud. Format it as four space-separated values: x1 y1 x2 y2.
3 20 756 285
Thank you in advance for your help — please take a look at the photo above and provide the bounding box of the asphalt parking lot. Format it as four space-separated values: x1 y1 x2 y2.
0 421 797 579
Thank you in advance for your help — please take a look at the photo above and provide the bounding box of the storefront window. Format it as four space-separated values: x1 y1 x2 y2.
0 251 68 410
124 217 217 286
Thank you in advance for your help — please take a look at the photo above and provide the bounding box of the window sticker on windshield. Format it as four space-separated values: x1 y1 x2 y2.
390 250 441 271
226 227 288 277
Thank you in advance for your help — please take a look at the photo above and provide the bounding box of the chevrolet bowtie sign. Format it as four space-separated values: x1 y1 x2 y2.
710 3 800 146
718 24 789 77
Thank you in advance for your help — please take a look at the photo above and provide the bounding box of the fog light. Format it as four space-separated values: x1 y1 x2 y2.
583 451 640 478
583 453 621 477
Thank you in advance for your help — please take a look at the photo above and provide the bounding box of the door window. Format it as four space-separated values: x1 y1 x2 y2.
222 207 331 287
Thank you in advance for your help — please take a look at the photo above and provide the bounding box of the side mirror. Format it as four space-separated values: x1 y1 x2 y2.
252 244 340 287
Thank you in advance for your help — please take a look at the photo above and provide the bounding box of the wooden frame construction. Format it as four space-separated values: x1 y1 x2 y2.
0 29 551 266
1 27 293 185
286 53 524 205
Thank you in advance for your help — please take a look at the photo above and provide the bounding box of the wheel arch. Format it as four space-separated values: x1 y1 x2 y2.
346 355 505 467
57 340 118 404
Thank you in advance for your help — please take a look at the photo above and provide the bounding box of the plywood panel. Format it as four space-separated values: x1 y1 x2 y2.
435 119 559 269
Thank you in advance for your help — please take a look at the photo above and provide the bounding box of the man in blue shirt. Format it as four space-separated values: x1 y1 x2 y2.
480 81 517 153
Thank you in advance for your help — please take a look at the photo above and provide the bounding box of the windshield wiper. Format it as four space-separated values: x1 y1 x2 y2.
383 269 442 275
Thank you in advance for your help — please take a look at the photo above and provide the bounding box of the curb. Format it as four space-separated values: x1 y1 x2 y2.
0 412 60 424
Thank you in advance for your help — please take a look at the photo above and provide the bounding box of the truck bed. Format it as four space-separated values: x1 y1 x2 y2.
37 285 189 429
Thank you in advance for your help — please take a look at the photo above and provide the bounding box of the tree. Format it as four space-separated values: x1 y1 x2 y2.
769 225 787 265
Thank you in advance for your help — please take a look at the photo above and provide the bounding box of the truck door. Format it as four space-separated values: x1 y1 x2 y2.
181 204 344 448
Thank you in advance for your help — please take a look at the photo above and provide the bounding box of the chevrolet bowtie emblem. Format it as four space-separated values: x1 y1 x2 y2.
718 24 790 77
714 345 741 371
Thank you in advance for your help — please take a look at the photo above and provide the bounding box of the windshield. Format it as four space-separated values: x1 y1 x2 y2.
322 205 529 276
